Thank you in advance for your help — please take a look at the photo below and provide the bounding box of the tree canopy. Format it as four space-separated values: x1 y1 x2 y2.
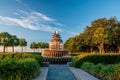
30 42 49 50
64 17 120 53
0 32 27 52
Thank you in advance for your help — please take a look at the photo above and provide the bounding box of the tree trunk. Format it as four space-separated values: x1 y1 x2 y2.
25 47 26 52
3 45 5 52
98 46 101 54
21 47 23 52
34 48 35 52
90 47 93 54
98 42 104 54
118 47 120 53
12 46 14 52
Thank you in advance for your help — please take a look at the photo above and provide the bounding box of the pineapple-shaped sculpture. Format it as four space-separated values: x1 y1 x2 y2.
49 31 63 50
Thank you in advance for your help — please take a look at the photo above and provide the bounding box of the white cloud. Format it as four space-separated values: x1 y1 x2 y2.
0 10 63 32
0 16 38 30
14 0 77 35
0 10 78 35
32 12 54 21
66 31 79 35
16 0 21 3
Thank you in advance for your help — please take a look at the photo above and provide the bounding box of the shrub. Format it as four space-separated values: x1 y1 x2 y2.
81 62 120 80
90 63 103 76
31 53 43 66
14 53 34 59
72 54 120 67
0 52 43 80
72 56 80 67
17 59 40 79
0 59 40 80
69 53 80 56
81 62 94 71
105 64 120 80
111 65 120 80
13 52 43 65
0 54 3 60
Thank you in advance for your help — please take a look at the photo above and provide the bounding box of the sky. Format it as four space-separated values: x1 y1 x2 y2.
0 0 120 47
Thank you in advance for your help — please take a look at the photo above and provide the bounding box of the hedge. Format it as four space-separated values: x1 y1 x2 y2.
0 52 43 80
72 54 120 68
0 59 40 80
0 52 43 66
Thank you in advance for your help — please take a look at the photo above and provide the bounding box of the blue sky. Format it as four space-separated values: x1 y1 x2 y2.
0 0 120 46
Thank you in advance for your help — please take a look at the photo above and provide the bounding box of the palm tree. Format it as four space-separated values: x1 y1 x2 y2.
9 35 19 52
0 32 11 52
30 42 38 52
19 38 27 52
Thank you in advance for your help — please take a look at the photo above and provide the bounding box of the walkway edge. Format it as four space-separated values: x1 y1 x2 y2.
33 67 49 80
69 67 99 80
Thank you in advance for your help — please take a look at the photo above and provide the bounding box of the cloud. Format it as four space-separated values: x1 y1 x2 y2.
32 12 54 21
66 31 79 35
16 0 28 7
0 10 63 32
16 0 20 2
0 10 78 35
2 0 77 35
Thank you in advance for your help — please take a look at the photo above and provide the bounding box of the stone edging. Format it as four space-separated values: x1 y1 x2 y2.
33 67 49 80
69 67 99 80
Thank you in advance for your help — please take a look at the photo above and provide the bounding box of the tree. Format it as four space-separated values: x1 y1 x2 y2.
111 26 120 53
42 42 49 48
9 35 19 52
19 38 27 52
64 17 120 53
82 26 95 53
37 42 42 49
30 42 49 51
0 32 11 52
30 42 38 52
92 27 108 54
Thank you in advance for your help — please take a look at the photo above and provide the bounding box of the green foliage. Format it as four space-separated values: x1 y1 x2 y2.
14 53 34 59
31 53 43 66
81 62 120 80
30 42 49 49
72 56 80 67
90 63 103 75
17 59 40 79
0 32 11 52
81 62 94 71
0 32 27 52
0 52 43 80
0 59 40 80
69 53 80 56
0 52 43 66
30 42 38 51
64 17 120 53
19 38 27 52
111 64 120 80
72 54 120 68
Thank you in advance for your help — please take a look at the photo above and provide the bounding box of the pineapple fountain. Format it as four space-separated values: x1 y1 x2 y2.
42 31 72 64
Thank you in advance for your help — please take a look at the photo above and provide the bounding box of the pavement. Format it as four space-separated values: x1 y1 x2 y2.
69 67 99 80
33 67 49 80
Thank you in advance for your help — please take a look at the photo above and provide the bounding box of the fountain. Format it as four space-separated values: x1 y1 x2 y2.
42 31 72 64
